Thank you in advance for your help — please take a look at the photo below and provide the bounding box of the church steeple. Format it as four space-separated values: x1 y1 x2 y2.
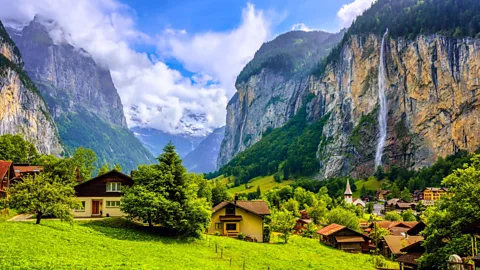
344 179 352 204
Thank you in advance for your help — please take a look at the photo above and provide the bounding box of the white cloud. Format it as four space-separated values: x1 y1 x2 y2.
290 23 313 32
158 3 270 99
0 0 270 135
337 0 376 28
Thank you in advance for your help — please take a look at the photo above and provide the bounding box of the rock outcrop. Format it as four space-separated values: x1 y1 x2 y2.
0 20 62 155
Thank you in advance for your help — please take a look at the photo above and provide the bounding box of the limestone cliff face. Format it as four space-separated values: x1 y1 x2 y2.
0 21 62 155
217 30 344 167
310 34 480 178
7 16 127 127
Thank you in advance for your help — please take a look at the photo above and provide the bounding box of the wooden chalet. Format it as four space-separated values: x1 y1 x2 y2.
385 199 417 213
317 223 370 253
368 221 419 236
0 161 14 194
376 190 390 201
208 198 270 242
406 221 426 236
396 240 425 270
294 210 312 234
382 235 423 258
73 170 133 217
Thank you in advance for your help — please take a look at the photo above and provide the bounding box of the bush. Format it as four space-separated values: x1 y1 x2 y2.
263 225 271 243
237 232 246 240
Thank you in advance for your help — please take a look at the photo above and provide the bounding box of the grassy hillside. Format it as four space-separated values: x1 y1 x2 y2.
228 175 293 194
353 178 385 198
0 219 391 269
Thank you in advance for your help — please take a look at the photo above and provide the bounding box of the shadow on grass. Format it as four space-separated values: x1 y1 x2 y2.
78 217 197 244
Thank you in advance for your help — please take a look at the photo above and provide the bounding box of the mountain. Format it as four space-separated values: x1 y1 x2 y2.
183 126 225 173
0 20 62 155
217 30 345 168
216 0 480 182
6 16 154 171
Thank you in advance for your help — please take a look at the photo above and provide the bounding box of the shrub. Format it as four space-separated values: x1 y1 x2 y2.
237 232 246 240
263 225 271 243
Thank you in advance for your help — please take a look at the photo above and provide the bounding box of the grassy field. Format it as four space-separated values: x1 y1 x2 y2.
227 175 292 194
0 218 395 269
353 178 385 198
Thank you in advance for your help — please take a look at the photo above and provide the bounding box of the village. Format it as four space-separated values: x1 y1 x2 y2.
1 157 479 270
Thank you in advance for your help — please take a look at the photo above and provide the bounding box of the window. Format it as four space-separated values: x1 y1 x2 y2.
75 201 86 212
106 182 121 192
106 201 121 208
226 223 237 231
215 223 222 229
225 204 235 216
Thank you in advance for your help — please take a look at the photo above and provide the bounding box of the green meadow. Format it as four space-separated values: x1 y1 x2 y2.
0 218 394 269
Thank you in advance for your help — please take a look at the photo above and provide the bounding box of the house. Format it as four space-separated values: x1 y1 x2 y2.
423 187 447 201
376 190 390 201
382 235 423 258
385 199 416 213
353 198 366 208
396 240 425 270
208 197 270 242
12 164 43 178
369 221 419 236
317 223 371 253
294 210 312 234
0 161 14 194
73 170 133 217
412 190 424 202
406 221 426 236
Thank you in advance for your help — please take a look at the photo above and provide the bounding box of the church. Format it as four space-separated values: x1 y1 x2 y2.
344 179 366 208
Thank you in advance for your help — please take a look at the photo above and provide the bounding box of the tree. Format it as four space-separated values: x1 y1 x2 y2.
365 202 374 214
390 183 401 198
419 154 480 269
400 187 412 202
271 208 296 243
256 186 261 198
415 200 426 215
401 209 416 221
370 223 391 247
327 207 360 231
211 180 230 206
306 198 328 224
189 173 212 203
98 163 109 176
385 211 402 221
121 143 211 237
113 164 122 172
284 198 300 217
9 174 79 224
0 134 39 163
72 147 97 181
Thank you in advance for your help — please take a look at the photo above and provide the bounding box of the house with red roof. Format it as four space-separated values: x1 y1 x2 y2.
294 210 312 234
317 223 371 253
0 161 14 194
208 196 270 242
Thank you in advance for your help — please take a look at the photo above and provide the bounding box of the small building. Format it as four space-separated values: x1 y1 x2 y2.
385 199 416 213
208 198 270 242
406 221 426 236
376 190 390 201
317 223 371 253
353 198 366 208
382 235 423 258
369 221 418 236
294 210 312 234
0 161 14 194
12 164 43 178
73 170 133 217
396 240 425 270
423 187 448 202
412 190 424 202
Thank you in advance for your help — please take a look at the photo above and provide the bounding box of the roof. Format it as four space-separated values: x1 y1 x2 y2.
296 218 312 224
212 200 270 216
12 165 43 177
376 190 390 195
75 169 132 187
0 161 12 179
396 202 417 209
344 179 352 195
317 223 346 236
461 219 480 234
407 221 426 236
371 221 418 230
335 236 366 243
424 187 448 192
400 240 424 253
353 198 366 207
396 253 423 265
386 198 400 205
383 236 424 255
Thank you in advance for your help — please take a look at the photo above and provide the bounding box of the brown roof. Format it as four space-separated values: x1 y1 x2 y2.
335 236 365 243
396 202 417 209
371 221 418 230
296 218 312 224
0 161 12 179
396 253 423 265
13 165 43 177
317 223 346 236
383 236 424 255
212 200 270 216
377 190 390 195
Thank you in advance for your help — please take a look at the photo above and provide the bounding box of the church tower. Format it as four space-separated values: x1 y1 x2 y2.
344 179 353 204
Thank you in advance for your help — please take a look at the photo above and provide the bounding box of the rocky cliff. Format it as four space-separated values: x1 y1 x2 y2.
5 16 154 171
217 30 344 167
0 20 62 155
311 34 480 178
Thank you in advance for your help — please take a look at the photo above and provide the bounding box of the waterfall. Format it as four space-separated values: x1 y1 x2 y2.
375 29 388 168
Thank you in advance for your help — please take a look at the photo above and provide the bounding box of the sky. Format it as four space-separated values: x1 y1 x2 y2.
0 0 375 135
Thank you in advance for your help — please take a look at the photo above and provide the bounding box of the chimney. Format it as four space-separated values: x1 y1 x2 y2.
234 193 238 204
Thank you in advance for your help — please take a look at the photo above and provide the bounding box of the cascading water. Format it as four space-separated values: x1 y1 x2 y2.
375 29 388 168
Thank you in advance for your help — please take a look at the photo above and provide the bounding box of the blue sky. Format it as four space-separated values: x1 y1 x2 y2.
1 0 374 134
